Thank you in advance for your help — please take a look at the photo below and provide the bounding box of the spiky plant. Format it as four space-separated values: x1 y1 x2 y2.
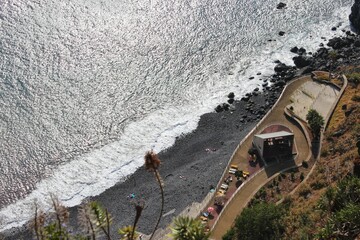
78 201 113 240
170 216 209 240
29 203 46 240
118 225 139 240
29 197 70 239
144 150 164 240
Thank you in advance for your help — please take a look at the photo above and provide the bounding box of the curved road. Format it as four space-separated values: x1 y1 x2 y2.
210 76 312 239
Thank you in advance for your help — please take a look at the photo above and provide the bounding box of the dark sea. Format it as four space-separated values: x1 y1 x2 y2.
0 0 352 231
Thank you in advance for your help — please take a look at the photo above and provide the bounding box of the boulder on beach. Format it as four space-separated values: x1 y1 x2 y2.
293 55 313 68
274 62 291 73
277 2 287 9
290 46 299 53
327 37 352 49
298 47 306 55
279 31 285 36
228 92 235 99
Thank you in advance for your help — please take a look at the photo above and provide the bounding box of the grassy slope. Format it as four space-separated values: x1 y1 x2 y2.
281 71 360 239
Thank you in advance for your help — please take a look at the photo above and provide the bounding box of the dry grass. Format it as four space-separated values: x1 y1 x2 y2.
311 71 343 86
327 84 359 132
281 78 360 239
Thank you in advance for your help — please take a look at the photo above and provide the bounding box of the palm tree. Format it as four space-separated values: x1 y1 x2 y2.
170 216 209 240
144 150 164 240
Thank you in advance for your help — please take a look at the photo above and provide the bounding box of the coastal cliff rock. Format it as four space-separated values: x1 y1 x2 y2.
350 0 360 32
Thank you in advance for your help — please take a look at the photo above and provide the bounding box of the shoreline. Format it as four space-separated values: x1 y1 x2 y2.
1 82 284 239
4 22 360 240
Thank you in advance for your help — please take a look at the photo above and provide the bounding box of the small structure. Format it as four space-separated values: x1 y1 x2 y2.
253 131 294 162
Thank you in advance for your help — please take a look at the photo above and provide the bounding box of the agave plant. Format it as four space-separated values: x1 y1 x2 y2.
170 216 209 240
118 225 139 240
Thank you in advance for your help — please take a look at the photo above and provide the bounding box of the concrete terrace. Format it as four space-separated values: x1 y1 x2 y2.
207 75 344 240
287 81 340 122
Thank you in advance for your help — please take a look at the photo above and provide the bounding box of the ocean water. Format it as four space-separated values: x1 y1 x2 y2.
0 0 353 231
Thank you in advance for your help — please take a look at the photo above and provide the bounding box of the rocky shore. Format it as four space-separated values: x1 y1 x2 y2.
3 2 360 239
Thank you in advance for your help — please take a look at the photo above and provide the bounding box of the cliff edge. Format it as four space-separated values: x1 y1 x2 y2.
350 0 360 32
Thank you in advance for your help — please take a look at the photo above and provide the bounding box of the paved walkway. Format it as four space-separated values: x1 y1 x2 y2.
209 76 313 239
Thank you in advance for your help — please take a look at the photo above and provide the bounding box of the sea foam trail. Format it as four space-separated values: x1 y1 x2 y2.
0 5 351 233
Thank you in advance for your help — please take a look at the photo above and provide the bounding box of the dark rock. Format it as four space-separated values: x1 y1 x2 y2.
228 92 235 99
222 103 230 111
274 60 281 64
319 43 324 47
249 76 254 80
313 47 329 58
275 80 286 87
298 66 315 75
241 96 250 102
254 87 259 92
262 82 268 87
227 98 234 104
293 55 313 68
277 2 286 9
327 37 351 50
215 105 223 112
279 31 285 36
331 26 337 31
342 104 347 110
298 47 306 55
290 46 299 53
274 63 291 73
257 72 261 75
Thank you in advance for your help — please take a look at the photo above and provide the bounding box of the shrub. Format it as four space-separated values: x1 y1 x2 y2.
351 95 360 102
281 172 286 179
299 186 311 198
234 203 285 240
347 72 360 85
302 161 309 168
300 173 305 182
320 149 329 158
310 180 326 190
306 109 324 137
278 175 282 182
291 172 295 182
222 228 236 240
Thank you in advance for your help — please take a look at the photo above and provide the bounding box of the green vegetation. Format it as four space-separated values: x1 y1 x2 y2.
346 72 360 85
228 202 285 240
169 216 209 240
306 109 324 137
317 176 360 239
